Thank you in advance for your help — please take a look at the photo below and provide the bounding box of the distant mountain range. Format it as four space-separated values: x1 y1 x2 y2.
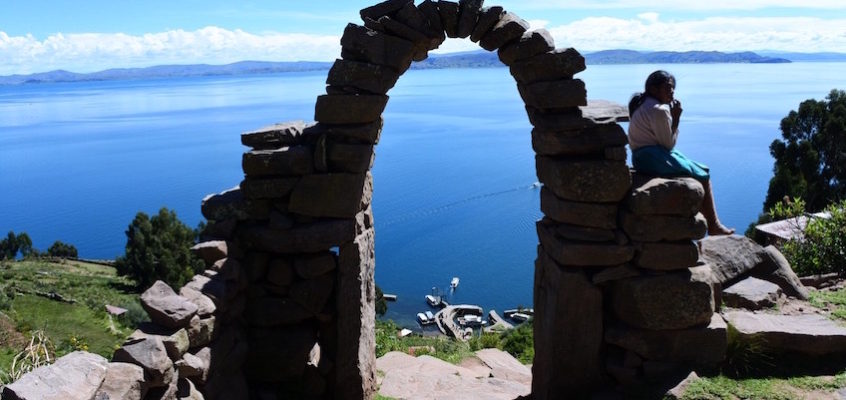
2 50 844 85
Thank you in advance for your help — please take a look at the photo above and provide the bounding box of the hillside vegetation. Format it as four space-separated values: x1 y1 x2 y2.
0 259 144 384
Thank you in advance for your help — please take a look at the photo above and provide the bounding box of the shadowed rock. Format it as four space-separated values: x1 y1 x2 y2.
1 352 108 400
141 281 198 329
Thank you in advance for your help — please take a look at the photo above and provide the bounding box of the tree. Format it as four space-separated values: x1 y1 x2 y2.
0 231 34 260
47 241 78 259
114 208 204 289
375 285 387 316
764 89 846 212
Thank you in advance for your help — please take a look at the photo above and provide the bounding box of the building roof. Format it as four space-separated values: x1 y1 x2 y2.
755 212 831 241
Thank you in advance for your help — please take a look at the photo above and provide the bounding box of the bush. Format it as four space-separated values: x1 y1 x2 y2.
779 199 846 276
47 241 78 259
114 208 204 289
501 320 534 364
0 231 34 260
375 285 387 316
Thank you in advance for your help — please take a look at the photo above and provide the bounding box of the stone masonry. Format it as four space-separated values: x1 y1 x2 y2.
2 1 732 399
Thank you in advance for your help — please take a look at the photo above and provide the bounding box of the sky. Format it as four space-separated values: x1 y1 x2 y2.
1 0 845 75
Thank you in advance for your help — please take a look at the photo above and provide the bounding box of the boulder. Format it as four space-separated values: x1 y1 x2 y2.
187 315 217 348
621 212 707 242
177 378 204 400
1 351 108 400
723 311 846 356
456 0 483 38
750 245 810 300
469 6 504 43
94 362 146 400
532 249 604 396
605 314 727 366
475 348 532 385
437 1 460 38
497 29 555 65
201 187 270 221
634 241 701 271
175 352 205 378
517 79 587 110
609 266 715 330
700 235 764 285
178 285 217 317
128 324 190 361
510 48 586 85
241 146 314 177
625 176 704 216
479 12 530 51
540 187 618 230
113 337 174 388
241 120 307 150
665 372 700 400
141 281 198 329
537 222 634 267
340 23 414 72
190 240 230 266
536 157 632 203
723 277 782 310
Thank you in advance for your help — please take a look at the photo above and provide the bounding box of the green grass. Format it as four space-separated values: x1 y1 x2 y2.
680 372 846 400
0 259 143 376
809 289 846 321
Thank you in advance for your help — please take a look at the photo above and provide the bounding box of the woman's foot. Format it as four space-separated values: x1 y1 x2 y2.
708 224 735 236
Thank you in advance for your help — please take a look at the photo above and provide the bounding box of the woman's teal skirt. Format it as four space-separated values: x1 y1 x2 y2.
632 145 710 182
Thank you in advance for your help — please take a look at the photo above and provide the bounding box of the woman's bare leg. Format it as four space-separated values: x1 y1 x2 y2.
701 180 735 235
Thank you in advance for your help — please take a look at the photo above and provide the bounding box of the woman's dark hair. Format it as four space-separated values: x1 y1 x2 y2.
628 70 676 116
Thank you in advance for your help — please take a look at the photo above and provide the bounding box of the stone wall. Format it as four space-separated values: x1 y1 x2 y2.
2 1 732 399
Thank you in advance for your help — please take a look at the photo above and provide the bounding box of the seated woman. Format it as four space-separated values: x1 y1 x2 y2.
628 70 734 235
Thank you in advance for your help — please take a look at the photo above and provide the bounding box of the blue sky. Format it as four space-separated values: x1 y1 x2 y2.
1 0 845 75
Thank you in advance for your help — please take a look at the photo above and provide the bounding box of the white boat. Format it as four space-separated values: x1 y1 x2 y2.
459 314 484 327
425 294 441 307
425 311 435 320
451 277 460 289
510 312 531 323
417 312 430 324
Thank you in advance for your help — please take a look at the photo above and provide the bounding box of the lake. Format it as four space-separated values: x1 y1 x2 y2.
1 62 843 327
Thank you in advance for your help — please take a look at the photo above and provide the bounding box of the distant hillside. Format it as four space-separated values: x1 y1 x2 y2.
4 49 843 85
585 50 790 64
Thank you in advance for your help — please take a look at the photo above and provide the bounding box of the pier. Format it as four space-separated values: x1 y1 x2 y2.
434 304 484 341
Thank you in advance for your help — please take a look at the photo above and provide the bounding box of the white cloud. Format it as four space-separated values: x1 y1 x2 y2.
546 16 846 52
0 27 341 75
638 12 660 24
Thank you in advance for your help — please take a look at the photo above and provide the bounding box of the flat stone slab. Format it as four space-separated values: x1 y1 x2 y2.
723 311 846 355
2 351 108 400
475 348 532 385
723 277 782 310
376 352 530 400
580 99 629 122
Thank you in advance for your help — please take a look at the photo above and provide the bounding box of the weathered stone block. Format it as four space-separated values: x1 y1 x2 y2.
294 252 338 279
532 248 603 397
360 0 410 21
141 280 198 329
456 0 483 38
241 120 307 150
314 94 388 125
187 315 217 348
470 6 503 42
723 311 846 356
178 284 217 317
605 314 727 366
291 272 335 314
190 240 230 267
239 176 299 199
751 245 809 300
1 352 108 400
525 106 593 131
592 264 641 284
242 146 314 177
539 187 618 229
605 146 628 161
327 59 400 95
246 295 312 326
307 119 383 145
498 29 555 65
621 212 707 242
510 48 586 84
537 221 634 266
238 219 356 254
113 337 174 388
723 277 782 310
336 228 377 400
127 323 190 361
536 156 632 203
610 266 715 330
288 173 367 218
340 23 414 72
416 0 446 48
95 362 146 400
548 221 616 242
634 240 701 271
479 12 529 51
700 234 764 285
328 142 375 173
245 325 317 382
518 79 587 109
531 123 627 156
202 187 271 221
437 1 460 38
365 15 429 62
626 176 704 216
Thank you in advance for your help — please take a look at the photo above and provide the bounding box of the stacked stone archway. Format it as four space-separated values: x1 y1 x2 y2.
81 1 722 400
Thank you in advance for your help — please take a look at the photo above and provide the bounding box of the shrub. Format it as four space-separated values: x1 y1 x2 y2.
114 208 204 289
778 199 846 276
501 320 534 364
47 241 78 259
0 231 34 260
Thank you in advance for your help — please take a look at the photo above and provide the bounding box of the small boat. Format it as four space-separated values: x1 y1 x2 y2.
458 314 484 327
417 312 430 324
425 311 435 320
383 294 398 302
510 312 531 323
451 277 460 289
425 294 441 307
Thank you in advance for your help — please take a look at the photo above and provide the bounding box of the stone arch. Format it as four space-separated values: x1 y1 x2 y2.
104 1 717 400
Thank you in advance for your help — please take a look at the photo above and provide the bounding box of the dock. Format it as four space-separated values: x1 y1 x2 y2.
383 294 398 301
434 305 484 341
484 310 514 333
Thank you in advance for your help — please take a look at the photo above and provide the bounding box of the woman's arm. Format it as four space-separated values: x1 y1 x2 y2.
670 99 683 134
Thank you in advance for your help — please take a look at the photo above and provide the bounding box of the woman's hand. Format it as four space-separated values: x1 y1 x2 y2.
670 99 683 120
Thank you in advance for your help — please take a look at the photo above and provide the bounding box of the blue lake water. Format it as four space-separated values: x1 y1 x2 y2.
1 63 843 327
